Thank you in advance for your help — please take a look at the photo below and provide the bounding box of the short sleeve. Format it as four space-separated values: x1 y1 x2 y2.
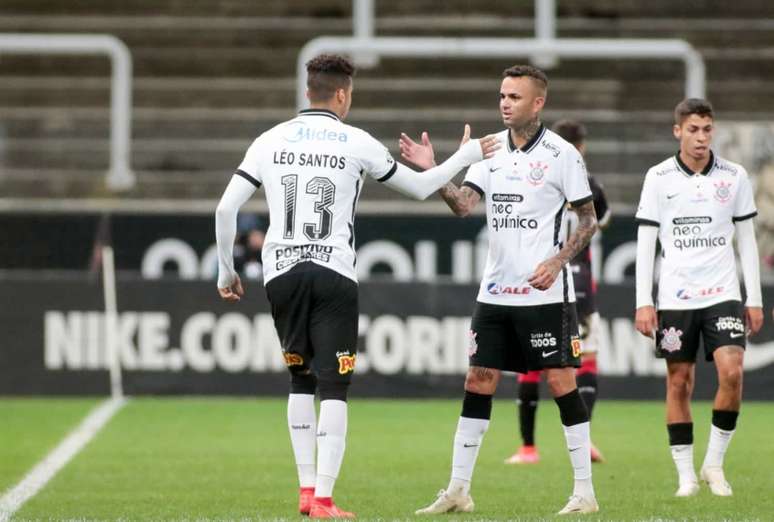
235 137 263 188
733 169 757 222
359 133 398 182
635 170 660 226
563 147 593 207
462 161 487 197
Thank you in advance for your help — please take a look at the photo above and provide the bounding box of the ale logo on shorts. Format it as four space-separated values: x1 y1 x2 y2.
468 330 478 357
661 327 683 353
283 352 304 366
528 162 548 186
571 336 582 358
337 351 356 374
714 181 732 203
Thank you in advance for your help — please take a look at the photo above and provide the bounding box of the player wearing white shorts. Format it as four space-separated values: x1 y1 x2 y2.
401 65 600 516
214 54 498 518
635 98 763 498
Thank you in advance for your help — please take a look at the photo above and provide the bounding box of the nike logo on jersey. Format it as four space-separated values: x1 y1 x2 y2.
489 167 502 173
730 332 745 339
542 350 558 358
667 193 680 199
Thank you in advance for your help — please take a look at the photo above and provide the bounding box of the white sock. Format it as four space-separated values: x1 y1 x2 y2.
287 393 317 488
315 399 347 498
671 444 698 485
448 416 489 497
702 425 735 469
562 421 594 498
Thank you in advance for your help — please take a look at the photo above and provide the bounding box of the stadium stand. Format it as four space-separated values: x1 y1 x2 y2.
0 0 773 202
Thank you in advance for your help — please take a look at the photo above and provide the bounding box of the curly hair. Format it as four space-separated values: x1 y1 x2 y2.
306 54 356 102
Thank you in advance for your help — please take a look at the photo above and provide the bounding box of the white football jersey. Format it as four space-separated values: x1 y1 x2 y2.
236 109 397 284
464 126 593 306
636 151 757 310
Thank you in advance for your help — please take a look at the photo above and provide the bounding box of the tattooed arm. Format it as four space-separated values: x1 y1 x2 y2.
438 182 481 217
528 200 598 290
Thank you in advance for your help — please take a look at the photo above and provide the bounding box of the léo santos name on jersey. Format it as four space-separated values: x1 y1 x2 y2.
671 216 727 251
273 150 347 170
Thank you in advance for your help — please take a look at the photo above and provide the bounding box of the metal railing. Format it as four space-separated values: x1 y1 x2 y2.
298 36 705 110
0 33 135 191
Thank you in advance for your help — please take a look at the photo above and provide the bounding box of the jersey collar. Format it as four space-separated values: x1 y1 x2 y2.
674 150 715 177
506 123 546 154
298 108 341 121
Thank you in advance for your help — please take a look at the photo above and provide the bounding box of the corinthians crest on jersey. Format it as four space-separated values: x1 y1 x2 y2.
462 125 592 307
635 151 757 310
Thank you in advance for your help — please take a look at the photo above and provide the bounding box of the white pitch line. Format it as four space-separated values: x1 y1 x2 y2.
0 397 127 522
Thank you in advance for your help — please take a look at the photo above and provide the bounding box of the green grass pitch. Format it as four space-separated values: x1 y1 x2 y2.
3 398 773 521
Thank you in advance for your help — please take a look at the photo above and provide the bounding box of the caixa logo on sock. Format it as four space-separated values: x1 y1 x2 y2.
715 316 744 333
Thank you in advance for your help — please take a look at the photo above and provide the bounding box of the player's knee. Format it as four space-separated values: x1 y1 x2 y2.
719 364 743 390
317 379 349 402
667 372 693 399
290 370 318 395
464 367 498 394
545 369 574 397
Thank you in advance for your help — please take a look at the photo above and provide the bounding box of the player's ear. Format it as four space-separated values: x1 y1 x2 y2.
672 123 682 140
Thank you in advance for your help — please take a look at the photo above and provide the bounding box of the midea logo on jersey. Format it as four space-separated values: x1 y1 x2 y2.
486 282 531 295
671 216 726 251
283 121 348 143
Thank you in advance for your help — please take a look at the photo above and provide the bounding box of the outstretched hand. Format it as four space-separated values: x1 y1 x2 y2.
399 131 435 170
218 274 244 302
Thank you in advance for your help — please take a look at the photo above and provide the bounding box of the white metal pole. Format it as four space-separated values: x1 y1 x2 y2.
0 33 135 191
101 245 124 399
533 0 559 68
352 0 379 67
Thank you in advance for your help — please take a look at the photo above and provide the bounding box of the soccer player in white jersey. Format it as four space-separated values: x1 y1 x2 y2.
635 98 763 498
401 65 600 516
214 54 498 519
505 120 611 467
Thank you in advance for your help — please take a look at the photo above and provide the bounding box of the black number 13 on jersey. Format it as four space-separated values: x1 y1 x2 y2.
281 174 336 241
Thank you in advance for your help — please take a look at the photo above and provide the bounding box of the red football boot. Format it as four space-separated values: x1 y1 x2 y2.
309 497 355 518
299 487 315 515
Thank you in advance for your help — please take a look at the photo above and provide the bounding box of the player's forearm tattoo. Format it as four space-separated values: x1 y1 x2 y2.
514 118 541 143
557 201 597 265
439 183 478 217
